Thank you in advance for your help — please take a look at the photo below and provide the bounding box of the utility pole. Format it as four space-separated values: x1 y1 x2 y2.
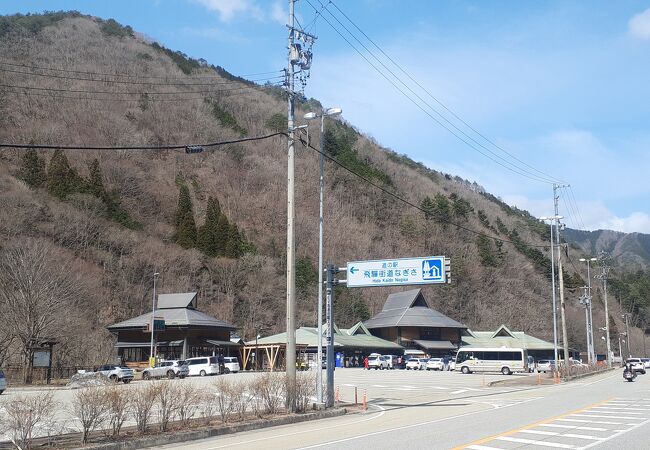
553 184 570 372
623 313 631 358
285 0 297 411
325 264 336 407
579 286 593 364
596 252 612 367
149 272 159 368
549 215 559 366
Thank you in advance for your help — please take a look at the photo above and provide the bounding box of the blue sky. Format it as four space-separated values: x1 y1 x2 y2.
2 1 650 234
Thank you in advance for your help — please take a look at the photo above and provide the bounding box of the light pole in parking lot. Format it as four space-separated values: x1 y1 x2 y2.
304 107 342 407
539 216 562 367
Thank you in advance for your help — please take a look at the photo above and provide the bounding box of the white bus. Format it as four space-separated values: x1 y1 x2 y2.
455 347 527 375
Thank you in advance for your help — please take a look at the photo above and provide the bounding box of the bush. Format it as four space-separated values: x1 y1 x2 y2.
105 385 131 437
156 381 182 431
131 383 159 434
2 392 55 449
295 372 316 413
177 383 201 426
253 372 285 415
72 387 109 444
213 377 235 423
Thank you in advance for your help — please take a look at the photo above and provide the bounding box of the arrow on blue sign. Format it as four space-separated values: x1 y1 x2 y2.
349 266 359 274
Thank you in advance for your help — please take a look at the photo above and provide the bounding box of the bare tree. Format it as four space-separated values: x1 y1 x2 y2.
2 392 55 450
0 240 84 383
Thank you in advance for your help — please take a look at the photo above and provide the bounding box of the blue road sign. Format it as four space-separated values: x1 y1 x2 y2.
347 256 448 287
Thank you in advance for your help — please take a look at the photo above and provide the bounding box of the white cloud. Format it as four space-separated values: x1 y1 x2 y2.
629 8 650 40
193 0 262 22
271 1 287 25
595 211 650 234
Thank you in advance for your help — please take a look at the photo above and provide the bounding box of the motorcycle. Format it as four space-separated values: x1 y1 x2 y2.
623 364 637 382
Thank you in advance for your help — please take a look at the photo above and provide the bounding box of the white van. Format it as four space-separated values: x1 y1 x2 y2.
223 357 240 373
455 348 527 375
186 356 220 376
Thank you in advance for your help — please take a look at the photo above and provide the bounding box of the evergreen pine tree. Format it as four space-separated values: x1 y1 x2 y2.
420 196 435 220
173 185 197 248
215 213 231 256
47 149 74 199
197 196 221 256
225 223 242 258
87 159 105 197
19 149 46 188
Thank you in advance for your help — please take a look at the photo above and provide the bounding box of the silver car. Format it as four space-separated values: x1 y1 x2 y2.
142 360 189 380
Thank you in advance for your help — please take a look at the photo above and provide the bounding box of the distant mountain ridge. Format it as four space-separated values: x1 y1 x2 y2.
565 228 650 270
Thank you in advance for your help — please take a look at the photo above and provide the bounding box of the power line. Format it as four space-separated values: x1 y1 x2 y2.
309 0 562 185
297 135 549 249
327 0 566 185
0 131 286 151
567 186 588 231
304 0 556 184
1 82 284 103
0 59 284 81
0 80 282 97
0 66 285 86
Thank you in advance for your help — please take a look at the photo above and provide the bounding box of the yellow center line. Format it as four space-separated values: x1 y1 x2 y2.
451 397 615 449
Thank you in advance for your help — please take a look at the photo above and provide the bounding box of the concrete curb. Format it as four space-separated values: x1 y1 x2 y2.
487 368 616 387
73 408 347 450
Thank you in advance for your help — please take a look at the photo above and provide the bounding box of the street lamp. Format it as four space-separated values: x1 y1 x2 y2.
539 215 563 367
149 272 160 368
579 257 597 363
304 106 342 407
255 333 261 371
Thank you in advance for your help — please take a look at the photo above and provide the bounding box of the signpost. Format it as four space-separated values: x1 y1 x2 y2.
347 256 449 288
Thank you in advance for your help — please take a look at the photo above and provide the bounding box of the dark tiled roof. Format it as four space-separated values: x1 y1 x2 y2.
107 308 236 330
364 289 466 330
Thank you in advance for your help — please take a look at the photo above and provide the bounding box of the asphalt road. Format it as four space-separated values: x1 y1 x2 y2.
156 368 650 450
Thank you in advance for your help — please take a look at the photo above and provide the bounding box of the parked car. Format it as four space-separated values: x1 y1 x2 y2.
406 358 426 370
536 360 556 373
94 365 134 383
626 358 646 374
186 356 220 376
382 355 399 369
0 369 7 394
223 357 240 373
426 358 444 371
641 358 650 369
142 360 189 380
368 355 389 370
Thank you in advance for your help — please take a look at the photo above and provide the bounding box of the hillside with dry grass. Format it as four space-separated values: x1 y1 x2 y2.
1 12 639 368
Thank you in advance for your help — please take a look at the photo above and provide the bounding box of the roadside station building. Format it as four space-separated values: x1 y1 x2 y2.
461 325 556 360
244 321 402 370
364 289 467 356
107 292 239 367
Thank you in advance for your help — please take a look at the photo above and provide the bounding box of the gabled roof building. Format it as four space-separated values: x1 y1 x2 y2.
461 325 557 359
364 288 467 355
107 292 239 365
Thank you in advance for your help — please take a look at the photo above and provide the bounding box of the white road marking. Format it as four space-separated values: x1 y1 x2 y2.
562 433 604 440
584 409 644 415
570 414 645 420
580 416 650 449
557 419 625 425
519 429 560 436
467 445 503 450
538 424 607 431
451 389 467 394
592 406 650 411
496 436 575 448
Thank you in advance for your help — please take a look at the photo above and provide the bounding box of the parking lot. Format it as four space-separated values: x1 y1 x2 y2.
0 366 534 444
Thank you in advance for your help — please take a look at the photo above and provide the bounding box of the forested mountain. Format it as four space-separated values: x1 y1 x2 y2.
565 228 650 270
0 12 645 367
